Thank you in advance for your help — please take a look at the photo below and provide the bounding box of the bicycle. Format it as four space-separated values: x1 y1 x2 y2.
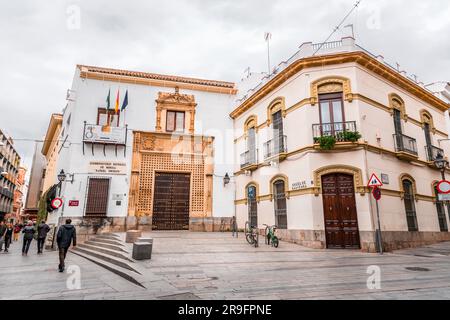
245 221 259 248
264 224 279 248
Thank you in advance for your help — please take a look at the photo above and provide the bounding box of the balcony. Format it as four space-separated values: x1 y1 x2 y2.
425 145 444 162
240 149 258 171
83 123 128 156
263 135 287 162
312 121 360 150
393 133 418 161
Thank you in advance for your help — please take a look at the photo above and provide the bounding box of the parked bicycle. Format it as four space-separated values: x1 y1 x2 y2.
264 224 279 248
245 221 259 248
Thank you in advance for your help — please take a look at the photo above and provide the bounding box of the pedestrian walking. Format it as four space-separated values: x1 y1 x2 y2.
13 223 21 241
3 223 13 252
0 221 7 252
22 221 36 256
37 220 50 254
56 219 77 272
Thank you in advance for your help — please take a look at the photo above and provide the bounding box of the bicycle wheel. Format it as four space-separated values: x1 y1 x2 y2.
272 236 279 248
246 233 254 245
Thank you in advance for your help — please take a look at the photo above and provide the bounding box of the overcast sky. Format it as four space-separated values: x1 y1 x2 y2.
1 0 449 171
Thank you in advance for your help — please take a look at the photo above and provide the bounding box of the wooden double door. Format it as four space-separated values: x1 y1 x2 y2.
322 173 360 249
152 172 191 230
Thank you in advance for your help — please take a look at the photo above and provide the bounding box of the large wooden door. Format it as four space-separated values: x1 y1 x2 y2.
322 173 360 249
85 178 110 216
152 172 190 230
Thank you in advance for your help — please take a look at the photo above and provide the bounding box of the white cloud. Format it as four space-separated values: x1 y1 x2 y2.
0 0 449 168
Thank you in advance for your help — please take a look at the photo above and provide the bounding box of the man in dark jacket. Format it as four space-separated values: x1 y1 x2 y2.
22 221 36 256
0 221 7 252
37 221 51 254
56 219 77 272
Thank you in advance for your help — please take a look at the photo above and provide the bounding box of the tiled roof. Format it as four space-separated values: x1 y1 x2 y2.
77 65 235 89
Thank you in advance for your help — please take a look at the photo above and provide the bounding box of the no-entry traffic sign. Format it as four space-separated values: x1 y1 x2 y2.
372 187 381 201
437 180 450 194
51 198 63 209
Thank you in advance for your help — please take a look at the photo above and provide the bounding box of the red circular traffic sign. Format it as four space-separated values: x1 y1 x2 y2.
437 181 450 194
51 198 63 209
372 187 381 201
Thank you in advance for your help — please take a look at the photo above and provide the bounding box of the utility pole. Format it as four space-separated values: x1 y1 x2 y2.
264 32 272 75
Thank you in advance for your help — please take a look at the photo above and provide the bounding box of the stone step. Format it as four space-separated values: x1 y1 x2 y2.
85 240 127 252
95 234 121 240
70 249 145 288
88 238 124 246
77 243 132 261
71 246 138 272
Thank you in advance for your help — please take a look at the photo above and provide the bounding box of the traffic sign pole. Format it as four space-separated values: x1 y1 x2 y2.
375 199 383 255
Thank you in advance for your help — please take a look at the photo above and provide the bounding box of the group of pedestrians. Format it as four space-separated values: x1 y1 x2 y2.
0 220 51 255
0 218 77 272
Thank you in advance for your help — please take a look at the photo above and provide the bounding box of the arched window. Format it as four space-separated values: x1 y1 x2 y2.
434 184 448 232
247 185 258 227
273 180 287 229
402 179 418 231
242 116 257 167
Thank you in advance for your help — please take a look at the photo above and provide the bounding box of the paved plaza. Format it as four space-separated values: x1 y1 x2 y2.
1 232 450 300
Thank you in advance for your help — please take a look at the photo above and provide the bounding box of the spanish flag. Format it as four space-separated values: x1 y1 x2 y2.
115 89 120 114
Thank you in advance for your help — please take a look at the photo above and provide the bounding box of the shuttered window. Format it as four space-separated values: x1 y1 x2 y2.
85 178 110 216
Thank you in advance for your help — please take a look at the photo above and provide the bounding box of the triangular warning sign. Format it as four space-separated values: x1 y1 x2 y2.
368 173 383 187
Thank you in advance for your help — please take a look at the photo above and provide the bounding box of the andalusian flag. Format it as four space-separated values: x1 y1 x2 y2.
115 89 120 114
106 89 111 110
121 90 128 111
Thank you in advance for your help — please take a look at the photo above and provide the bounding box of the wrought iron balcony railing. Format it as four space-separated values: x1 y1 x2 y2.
263 136 287 159
393 133 418 156
312 121 357 141
425 145 444 162
240 149 258 169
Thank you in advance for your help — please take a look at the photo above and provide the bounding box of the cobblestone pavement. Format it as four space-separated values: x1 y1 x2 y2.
2 232 450 300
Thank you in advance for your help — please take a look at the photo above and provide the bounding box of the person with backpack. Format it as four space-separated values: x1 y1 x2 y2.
37 221 51 254
22 221 36 256
56 219 77 272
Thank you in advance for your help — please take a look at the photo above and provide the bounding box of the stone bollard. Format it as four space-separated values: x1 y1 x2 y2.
125 230 142 243
132 241 153 260
136 237 153 244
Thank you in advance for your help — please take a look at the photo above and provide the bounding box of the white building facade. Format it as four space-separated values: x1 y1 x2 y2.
46 65 236 236
232 37 450 252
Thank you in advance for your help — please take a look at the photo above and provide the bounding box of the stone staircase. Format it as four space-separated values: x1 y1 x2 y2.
70 233 149 288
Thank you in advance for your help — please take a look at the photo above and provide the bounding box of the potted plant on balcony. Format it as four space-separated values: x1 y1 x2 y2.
315 135 336 150
336 131 362 143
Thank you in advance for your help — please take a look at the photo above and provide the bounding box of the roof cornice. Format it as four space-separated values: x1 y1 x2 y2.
77 65 237 95
41 114 63 156
230 51 449 119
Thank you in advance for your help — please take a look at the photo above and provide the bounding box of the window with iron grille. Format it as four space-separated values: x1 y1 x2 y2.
273 180 287 229
97 108 119 127
403 180 418 232
434 186 448 232
247 185 257 227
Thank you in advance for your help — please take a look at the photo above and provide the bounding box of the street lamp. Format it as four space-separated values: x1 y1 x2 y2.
434 153 449 180
58 170 67 182
223 173 231 186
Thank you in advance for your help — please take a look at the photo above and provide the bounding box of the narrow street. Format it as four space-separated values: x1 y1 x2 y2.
1 232 450 300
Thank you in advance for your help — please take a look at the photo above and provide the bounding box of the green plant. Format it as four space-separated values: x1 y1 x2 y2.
316 135 336 150
336 131 362 143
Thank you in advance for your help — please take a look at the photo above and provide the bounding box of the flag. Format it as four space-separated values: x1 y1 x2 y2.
106 89 111 110
114 89 120 114
121 90 128 111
